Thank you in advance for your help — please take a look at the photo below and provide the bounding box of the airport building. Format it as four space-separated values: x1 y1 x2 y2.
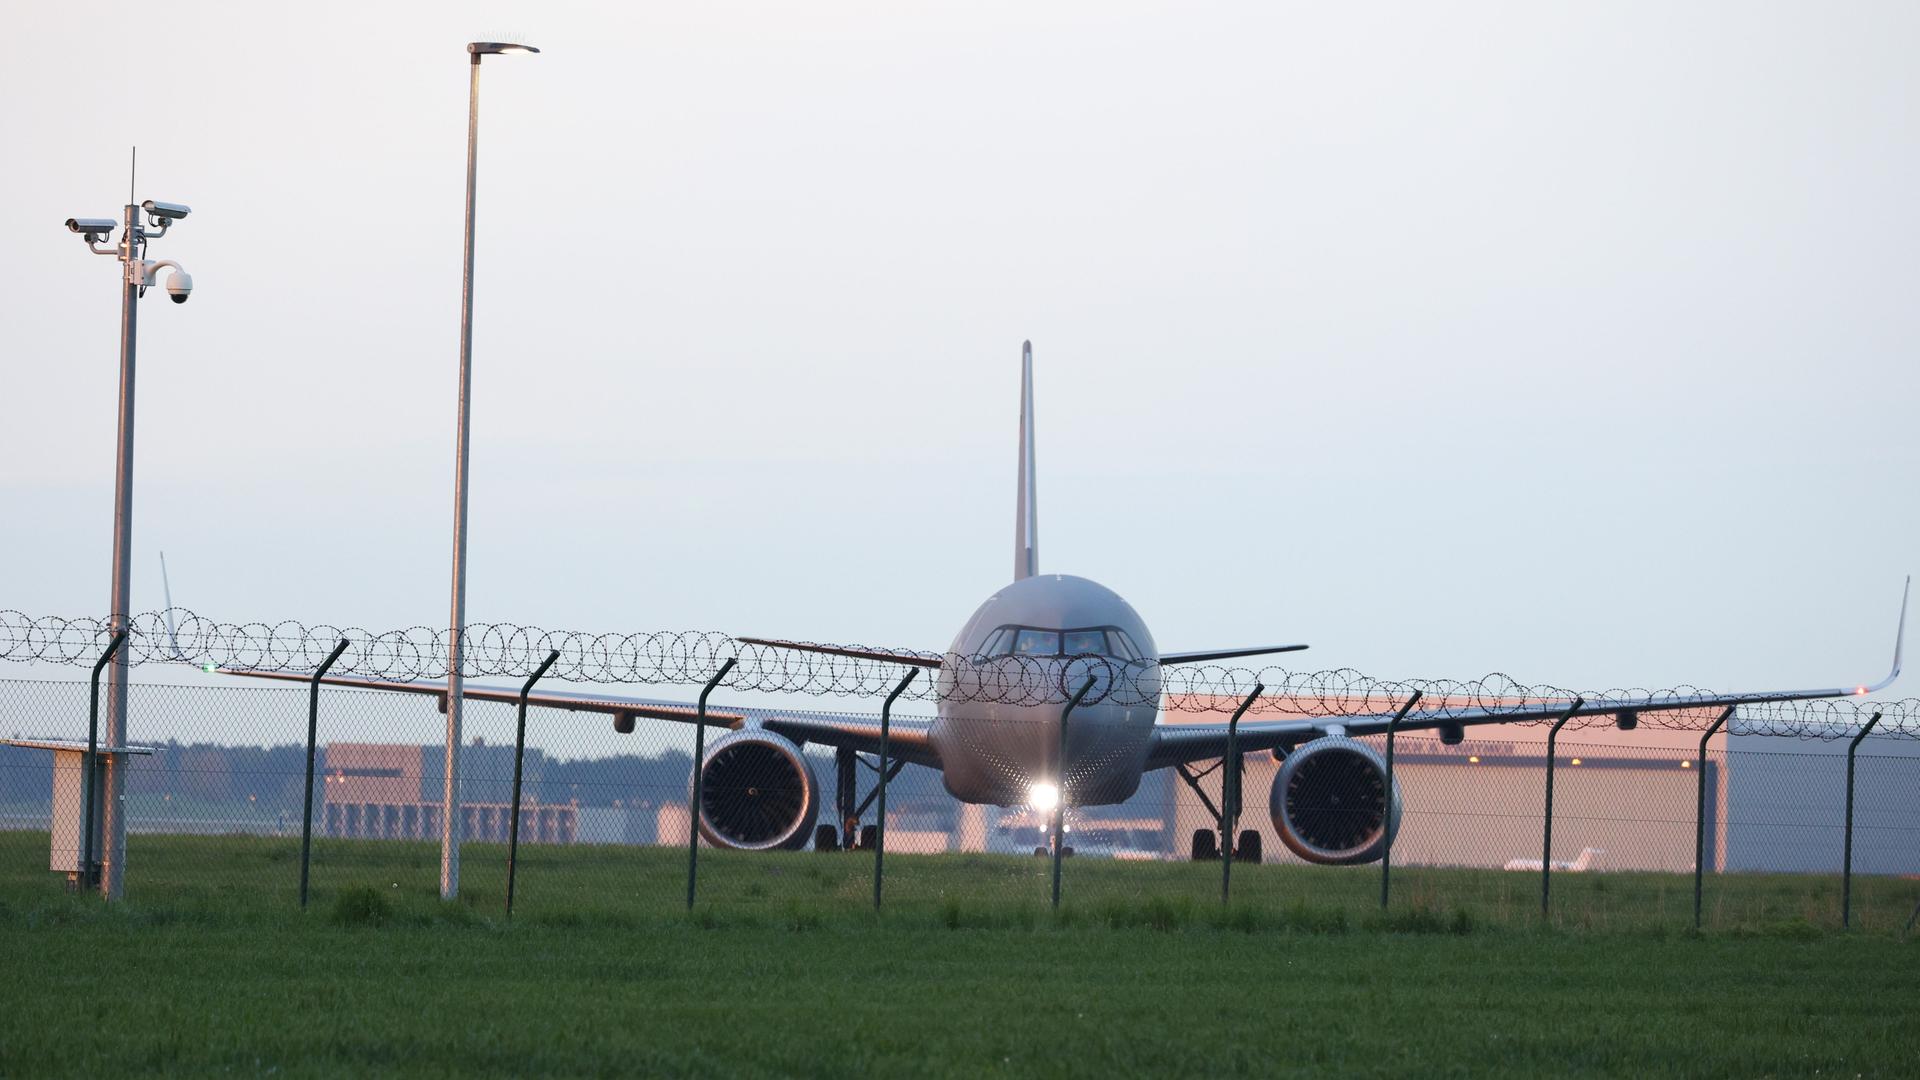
1152 715 1723 872
305 704 1918 876
321 742 578 845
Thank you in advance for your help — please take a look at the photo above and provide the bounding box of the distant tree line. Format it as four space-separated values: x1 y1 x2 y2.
0 741 696 810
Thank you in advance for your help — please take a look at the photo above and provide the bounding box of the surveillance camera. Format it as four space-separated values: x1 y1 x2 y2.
66 217 116 235
164 268 193 304
142 200 191 222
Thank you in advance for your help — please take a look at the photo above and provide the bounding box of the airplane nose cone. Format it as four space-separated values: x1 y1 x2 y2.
1060 655 1116 704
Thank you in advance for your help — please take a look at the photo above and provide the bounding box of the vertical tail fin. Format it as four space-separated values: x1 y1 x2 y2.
1014 341 1038 581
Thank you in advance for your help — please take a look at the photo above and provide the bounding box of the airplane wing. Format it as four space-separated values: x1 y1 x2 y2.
220 669 941 767
1147 580 1907 770
735 638 946 668
1158 645 1309 665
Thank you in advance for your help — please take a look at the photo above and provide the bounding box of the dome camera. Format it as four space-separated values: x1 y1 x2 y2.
165 268 193 304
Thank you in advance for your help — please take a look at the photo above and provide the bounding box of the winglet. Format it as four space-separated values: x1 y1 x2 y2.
159 551 182 661
1857 575 1907 695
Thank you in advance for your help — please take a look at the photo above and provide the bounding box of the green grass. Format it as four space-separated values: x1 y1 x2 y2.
1 833 1916 1077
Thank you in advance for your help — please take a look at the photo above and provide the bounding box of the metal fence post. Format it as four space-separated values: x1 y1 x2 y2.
1540 696 1585 918
1380 690 1424 909
1052 676 1098 910
299 639 351 909
874 668 920 910
1693 705 1735 930
505 649 561 919
1220 684 1264 905
82 630 128 891
1843 711 1883 929
686 656 736 911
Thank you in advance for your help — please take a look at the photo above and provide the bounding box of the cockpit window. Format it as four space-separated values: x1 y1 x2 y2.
1062 630 1106 656
976 627 1014 658
977 625 1145 660
1013 629 1061 657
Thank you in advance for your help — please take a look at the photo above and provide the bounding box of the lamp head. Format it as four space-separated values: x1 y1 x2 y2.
468 41 540 58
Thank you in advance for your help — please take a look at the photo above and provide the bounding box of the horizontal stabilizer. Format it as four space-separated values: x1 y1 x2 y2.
1158 644 1309 665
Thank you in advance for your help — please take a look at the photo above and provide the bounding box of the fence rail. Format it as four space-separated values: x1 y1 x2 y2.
2 676 1916 931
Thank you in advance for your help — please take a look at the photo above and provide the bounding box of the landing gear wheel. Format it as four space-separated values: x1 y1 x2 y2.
1061 846 1075 858
1034 846 1049 857
858 824 879 851
814 824 838 851
1235 830 1262 864
1191 829 1219 862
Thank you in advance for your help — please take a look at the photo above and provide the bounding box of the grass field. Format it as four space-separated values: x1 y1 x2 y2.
2 833 1916 1077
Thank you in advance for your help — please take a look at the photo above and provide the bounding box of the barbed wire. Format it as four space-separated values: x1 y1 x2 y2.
2 608 1913 738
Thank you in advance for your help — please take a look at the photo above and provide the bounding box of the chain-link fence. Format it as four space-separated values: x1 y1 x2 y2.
3 677 1916 932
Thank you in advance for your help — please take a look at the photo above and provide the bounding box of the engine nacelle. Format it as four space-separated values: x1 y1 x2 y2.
695 730 821 851
1269 736 1402 865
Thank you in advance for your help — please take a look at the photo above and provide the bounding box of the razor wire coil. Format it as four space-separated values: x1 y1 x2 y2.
2 608 1913 738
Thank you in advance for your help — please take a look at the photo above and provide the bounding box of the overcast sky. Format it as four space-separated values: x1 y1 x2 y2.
4 2 1918 715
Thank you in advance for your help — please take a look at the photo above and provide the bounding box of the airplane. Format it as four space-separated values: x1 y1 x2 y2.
1504 847 1606 873
229 343 1907 864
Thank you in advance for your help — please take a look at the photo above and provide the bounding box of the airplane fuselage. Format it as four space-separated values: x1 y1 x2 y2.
931 573 1163 808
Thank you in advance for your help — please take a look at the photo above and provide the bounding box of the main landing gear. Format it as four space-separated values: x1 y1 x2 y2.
1174 755 1266 864
1190 829 1261 862
818 748 906 851
1190 829 1218 861
813 822 882 852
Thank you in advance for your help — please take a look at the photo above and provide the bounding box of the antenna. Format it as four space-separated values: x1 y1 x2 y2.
129 147 139 285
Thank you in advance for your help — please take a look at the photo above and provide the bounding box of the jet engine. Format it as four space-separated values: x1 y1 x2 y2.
694 730 821 851
1268 736 1402 864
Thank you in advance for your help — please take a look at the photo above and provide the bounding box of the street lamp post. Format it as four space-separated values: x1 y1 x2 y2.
64 198 195 899
443 40 538 900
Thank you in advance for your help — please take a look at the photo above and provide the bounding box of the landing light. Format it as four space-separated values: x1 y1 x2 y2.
1028 782 1060 812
